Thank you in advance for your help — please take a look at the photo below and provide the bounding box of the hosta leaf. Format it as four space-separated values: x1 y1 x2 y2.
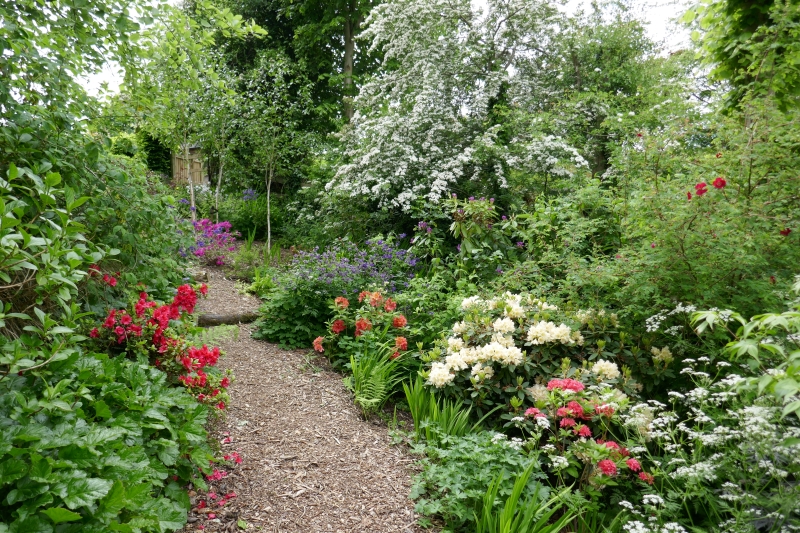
41 507 82 523
58 477 112 509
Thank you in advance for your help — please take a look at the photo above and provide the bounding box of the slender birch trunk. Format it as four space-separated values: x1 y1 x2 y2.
185 138 196 224
265 163 273 253
215 157 224 224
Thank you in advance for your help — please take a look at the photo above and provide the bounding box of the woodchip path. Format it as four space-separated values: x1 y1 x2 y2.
183 268 426 533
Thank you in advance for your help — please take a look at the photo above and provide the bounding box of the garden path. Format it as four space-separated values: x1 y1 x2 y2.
185 268 426 533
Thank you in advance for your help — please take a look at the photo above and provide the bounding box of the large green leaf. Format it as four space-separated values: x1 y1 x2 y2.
0 458 28 486
56 477 112 509
41 507 82 524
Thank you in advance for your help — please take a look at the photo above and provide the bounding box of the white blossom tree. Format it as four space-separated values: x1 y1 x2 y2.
328 0 587 211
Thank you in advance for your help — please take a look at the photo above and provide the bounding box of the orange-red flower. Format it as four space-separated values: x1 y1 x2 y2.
355 318 372 336
312 336 325 352
395 336 408 351
334 296 349 309
392 315 407 328
384 298 397 312
358 291 369 303
331 319 346 334
369 292 382 307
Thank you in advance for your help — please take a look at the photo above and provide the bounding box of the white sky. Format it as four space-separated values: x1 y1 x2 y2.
84 0 690 97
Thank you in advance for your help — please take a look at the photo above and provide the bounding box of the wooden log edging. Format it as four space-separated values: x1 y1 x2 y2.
197 311 259 327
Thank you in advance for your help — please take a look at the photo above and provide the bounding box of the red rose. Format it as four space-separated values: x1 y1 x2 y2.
695 182 708 196
712 177 726 189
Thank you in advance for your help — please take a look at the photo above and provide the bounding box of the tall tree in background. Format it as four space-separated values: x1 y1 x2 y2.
684 0 800 110
237 50 313 249
128 1 264 221
217 0 382 127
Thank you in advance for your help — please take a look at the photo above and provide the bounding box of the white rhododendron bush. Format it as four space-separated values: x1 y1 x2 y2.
421 292 644 413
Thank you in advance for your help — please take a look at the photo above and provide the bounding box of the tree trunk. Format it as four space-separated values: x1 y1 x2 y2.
185 140 196 224
265 164 273 253
343 4 360 122
215 157 224 224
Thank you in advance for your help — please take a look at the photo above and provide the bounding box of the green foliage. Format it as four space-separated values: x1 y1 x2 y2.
474 465 573 533
411 431 547 532
0 351 214 531
252 285 330 348
403 376 478 447
136 131 173 178
346 348 404 418
684 0 800 110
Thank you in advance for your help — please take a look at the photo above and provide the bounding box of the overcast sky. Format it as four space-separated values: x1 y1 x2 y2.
84 0 691 97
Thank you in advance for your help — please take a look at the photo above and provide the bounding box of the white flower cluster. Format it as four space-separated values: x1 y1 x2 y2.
526 321 576 345
650 346 673 365
591 359 621 381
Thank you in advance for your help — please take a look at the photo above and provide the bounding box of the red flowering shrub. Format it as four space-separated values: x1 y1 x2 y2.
505 365 654 498
89 283 232 409
314 290 414 369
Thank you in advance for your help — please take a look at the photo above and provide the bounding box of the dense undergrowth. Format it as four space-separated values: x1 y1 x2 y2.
5 0 800 531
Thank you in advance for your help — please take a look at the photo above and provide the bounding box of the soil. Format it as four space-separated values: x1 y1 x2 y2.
183 267 428 533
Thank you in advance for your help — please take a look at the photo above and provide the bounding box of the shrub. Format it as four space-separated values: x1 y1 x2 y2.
421 292 656 416
314 290 414 369
411 430 547 532
88 283 232 410
186 219 239 266
252 238 418 348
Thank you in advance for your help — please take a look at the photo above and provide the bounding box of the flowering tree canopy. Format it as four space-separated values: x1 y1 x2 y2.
329 0 587 211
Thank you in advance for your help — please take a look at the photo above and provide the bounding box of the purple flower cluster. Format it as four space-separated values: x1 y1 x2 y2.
188 219 239 266
283 239 418 297
242 189 258 202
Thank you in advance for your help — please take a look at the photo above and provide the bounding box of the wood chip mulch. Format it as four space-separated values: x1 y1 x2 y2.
184 268 429 533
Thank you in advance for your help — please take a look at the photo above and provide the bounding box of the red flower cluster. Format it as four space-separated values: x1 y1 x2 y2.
313 336 325 352
383 298 397 312
695 182 708 197
355 318 372 337
335 297 349 309
331 319 346 335
395 336 408 351
597 459 617 476
524 407 546 418
392 315 407 328
102 273 118 287
546 378 585 392
780 228 792 237
101 310 143 343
